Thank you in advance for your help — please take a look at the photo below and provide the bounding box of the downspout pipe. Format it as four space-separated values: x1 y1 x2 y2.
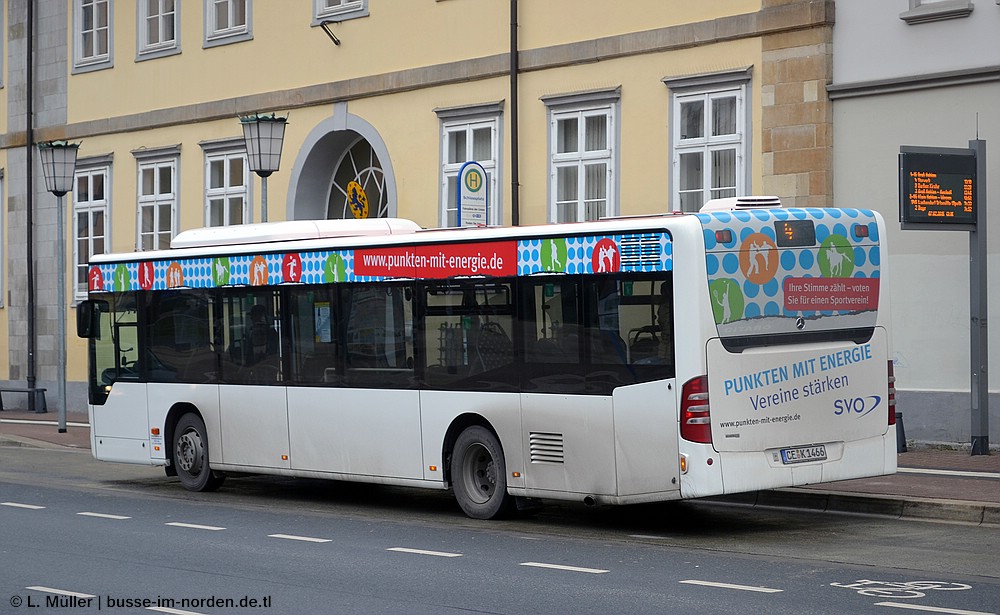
25 0 39 410
510 0 519 226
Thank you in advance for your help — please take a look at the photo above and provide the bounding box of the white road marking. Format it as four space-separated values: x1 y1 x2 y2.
520 562 609 574
2 502 45 510
165 522 226 531
148 608 207 615
898 467 1000 480
0 418 90 428
78 512 132 520
268 533 332 543
680 579 783 593
875 602 997 615
387 547 463 558
630 534 675 540
26 586 97 598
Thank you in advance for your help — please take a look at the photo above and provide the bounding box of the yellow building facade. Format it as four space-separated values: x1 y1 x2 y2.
1 0 834 411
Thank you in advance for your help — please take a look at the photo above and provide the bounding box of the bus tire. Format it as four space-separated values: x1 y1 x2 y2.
451 425 514 519
173 413 225 492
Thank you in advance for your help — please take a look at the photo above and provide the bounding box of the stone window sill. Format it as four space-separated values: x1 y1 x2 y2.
900 1 974 24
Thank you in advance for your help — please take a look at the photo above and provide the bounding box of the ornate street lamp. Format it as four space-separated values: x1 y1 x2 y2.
240 113 287 223
38 140 80 434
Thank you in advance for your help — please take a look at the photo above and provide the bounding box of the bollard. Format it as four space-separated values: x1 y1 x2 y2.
895 411 907 453
33 388 48 414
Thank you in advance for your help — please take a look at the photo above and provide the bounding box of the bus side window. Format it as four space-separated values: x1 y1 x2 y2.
217 290 284 384
611 275 673 380
342 284 414 388
628 326 659 362
113 323 141 381
286 286 342 385
421 280 515 391
523 280 582 364
519 278 587 394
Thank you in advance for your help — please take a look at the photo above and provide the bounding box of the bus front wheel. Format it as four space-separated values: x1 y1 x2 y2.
173 413 225 492
451 426 514 519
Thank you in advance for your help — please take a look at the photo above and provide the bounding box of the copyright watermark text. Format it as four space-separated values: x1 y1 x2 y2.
9 592 272 610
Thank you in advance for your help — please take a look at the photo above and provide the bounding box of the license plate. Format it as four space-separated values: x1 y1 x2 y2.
780 445 827 464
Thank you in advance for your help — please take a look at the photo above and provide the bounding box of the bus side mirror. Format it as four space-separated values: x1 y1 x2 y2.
77 299 107 338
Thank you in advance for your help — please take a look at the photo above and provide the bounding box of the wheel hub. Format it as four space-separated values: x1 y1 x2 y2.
176 429 203 474
466 444 496 503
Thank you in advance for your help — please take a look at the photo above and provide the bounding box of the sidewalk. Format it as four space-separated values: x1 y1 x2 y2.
0 410 91 449
2 410 998 525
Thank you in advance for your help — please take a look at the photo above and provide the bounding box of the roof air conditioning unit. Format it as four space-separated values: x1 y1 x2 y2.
699 196 782 212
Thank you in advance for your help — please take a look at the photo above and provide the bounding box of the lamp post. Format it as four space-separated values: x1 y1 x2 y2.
38 140 80 434
240 113 287 223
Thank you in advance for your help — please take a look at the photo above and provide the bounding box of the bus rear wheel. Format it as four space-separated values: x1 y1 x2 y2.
451 425 514 519
173 413 225 492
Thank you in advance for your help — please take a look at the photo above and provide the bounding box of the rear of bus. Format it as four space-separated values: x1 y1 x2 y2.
681 204 896 498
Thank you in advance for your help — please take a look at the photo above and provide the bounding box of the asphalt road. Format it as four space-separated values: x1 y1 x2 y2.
1 447 998 615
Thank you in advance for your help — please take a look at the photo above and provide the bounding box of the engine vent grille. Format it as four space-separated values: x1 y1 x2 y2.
529 432 565 464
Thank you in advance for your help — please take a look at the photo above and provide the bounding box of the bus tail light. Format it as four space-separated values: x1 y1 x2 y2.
715 230 733 244
887 361 896 426
680 375 712 444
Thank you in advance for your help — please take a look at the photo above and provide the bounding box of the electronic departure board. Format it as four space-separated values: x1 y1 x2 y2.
899 149 976 226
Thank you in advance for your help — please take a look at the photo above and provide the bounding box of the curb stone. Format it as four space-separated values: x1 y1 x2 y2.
776 489 1000 526
712 488 1000 527
0 434 84 450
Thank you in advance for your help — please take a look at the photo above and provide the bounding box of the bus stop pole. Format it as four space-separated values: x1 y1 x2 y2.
969 138 988 455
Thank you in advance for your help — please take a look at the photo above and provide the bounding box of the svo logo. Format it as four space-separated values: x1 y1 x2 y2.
834 396 882 418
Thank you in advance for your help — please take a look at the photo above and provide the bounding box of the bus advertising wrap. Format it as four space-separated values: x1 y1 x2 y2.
355 242 518 279
696 208 883 338
88 232 673 291
707 327 889 454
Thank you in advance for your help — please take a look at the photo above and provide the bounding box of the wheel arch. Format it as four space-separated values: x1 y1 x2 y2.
163 402 203 477
441 413 500 488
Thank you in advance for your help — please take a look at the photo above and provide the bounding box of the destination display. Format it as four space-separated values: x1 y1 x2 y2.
899 150 976 225
773 219 816 248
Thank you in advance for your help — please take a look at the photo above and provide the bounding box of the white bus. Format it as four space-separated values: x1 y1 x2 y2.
77 199 896 519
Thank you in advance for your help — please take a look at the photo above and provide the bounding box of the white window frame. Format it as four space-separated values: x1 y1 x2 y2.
138 0 180 60
313 0 368 22
73 160 112 301
134 147 179 251
202 140 251 227
664 69 751 213
204 0 252 47
73 0 114 73
435 102 504 228
543 89 619 223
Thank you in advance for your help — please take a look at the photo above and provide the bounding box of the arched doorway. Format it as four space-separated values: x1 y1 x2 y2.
286 106 396 221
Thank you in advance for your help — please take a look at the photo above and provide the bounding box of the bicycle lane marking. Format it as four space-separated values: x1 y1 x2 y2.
831 580 972 599
874 602 997 615
830 579 992 615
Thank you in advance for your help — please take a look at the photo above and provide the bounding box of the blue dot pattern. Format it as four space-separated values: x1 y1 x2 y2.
518 233 671 275
90 232 673 292
695 207 882 335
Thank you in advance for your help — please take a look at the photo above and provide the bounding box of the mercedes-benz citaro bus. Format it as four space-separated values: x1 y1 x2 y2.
77 197 896 519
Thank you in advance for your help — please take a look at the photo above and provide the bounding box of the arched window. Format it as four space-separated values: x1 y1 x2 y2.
328 138 388 220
